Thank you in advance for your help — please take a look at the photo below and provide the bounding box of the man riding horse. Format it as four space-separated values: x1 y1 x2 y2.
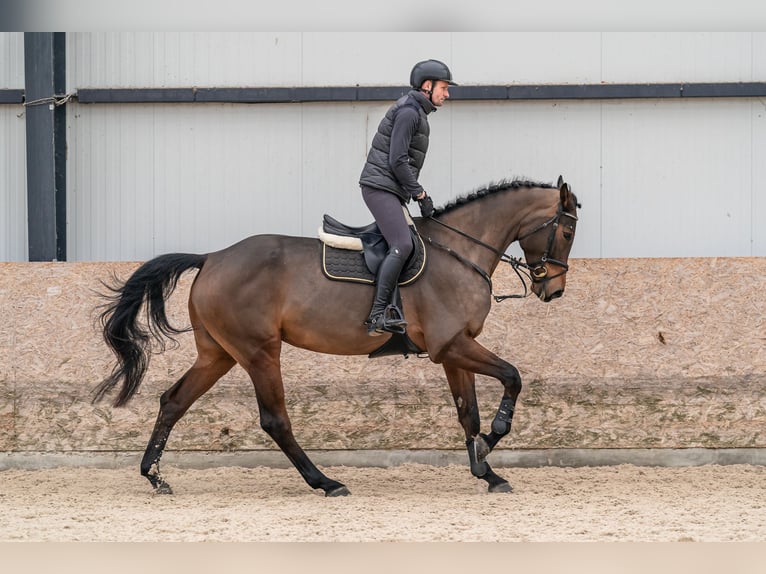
359 59 456 336
94 56 580 497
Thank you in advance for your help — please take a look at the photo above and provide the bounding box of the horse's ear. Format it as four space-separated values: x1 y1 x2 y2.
557 175 580 211
560 181 578 212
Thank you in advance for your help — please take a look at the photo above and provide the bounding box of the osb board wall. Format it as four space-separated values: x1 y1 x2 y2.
1 258 765 454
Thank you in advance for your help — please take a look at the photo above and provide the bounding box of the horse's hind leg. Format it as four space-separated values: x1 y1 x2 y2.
443 364 513 493
141 333 236 494
246 338 349 497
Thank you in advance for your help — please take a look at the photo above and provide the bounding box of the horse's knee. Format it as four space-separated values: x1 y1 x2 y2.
454 396 481 436
501 363 522 396
157 393 186 426
259 411 291 438
491 364 522 439
158 375 190 418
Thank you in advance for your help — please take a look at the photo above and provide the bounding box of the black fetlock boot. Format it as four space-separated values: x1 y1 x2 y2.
366 248 407 336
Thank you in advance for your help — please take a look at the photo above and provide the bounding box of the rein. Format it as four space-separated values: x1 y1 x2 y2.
424 217 530 301
424 203 577 302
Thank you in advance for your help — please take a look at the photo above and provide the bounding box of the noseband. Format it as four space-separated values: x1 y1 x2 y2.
425 201 577 301
517 203 578 283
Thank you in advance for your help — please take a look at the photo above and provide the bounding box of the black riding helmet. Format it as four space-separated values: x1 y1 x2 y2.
409 59 458 89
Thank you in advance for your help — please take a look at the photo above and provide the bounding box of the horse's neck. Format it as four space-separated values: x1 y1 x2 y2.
440 186 554 268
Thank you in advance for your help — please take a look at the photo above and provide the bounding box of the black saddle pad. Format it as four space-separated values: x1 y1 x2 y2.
321 231 427 285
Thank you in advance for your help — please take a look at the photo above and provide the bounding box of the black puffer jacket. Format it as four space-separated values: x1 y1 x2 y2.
359 90 436 203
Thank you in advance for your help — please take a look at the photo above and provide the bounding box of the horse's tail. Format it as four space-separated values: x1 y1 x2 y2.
92 253 207 407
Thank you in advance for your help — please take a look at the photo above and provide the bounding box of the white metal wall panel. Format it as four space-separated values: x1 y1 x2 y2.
452 32 602 85
301 33 452 86
68 33 303 89
755 33 766 77
601 99 753 258
752 100 766 255
8 31 764 261
68 104 156 260
67 32 766 90
602 32 754 83
70 103 365 260
0 33 26 261
0 108 27 261
299 102 383 231
0 33 24 89
447 100 603 259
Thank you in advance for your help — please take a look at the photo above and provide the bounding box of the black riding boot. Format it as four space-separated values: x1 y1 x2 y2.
366 248 407 336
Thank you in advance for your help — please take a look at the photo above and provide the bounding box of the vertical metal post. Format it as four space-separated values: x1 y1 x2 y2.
24 32 67 261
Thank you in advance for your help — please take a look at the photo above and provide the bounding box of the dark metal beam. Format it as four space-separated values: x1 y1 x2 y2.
74 82 766 105
23 32 67 261
0 89 24 103
75 86 410 104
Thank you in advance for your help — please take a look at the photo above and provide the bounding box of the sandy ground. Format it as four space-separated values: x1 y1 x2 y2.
2 462 766 542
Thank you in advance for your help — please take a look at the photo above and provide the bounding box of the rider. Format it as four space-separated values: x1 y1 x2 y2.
359 59 456 336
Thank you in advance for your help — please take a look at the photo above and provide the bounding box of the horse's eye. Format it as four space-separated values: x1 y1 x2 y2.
563 225 574 241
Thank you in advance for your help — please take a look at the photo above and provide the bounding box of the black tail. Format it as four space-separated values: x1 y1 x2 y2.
92 253 207 407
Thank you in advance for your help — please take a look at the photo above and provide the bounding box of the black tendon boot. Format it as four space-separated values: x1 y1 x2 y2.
366 248 407 336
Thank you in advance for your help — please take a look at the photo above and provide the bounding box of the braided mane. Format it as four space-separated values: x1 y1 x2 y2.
432 178 555 217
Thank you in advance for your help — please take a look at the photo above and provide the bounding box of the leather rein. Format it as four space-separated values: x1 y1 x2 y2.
423 203 578 302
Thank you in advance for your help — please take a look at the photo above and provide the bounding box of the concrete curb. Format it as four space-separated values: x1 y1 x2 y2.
4 448 766 471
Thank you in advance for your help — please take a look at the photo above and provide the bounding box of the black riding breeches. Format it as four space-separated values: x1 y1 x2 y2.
361 186 414 260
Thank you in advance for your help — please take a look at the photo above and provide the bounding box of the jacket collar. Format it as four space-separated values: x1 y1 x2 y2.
409 89 437 114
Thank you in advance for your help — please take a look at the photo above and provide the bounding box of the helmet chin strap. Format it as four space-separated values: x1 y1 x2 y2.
420 81 434 103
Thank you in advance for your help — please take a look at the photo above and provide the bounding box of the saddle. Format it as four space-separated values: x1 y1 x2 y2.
317 208 427 359
318 210 427 285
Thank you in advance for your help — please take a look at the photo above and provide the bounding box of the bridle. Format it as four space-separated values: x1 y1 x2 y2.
424 202 578 302
517 202 578 283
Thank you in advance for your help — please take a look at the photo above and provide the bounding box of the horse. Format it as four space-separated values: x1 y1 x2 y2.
93 176 580 496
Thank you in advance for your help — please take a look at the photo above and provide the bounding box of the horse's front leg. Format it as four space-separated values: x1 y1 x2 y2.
246 342 350 497
443 364 513 493
440 337 522 493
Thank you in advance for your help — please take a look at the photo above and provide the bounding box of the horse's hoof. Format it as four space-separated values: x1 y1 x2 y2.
325 485 351 497
488 481 513 494
154 481 173 495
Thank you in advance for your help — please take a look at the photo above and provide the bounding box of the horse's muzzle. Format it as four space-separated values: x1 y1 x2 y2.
543 289 564 302
535 285 564 302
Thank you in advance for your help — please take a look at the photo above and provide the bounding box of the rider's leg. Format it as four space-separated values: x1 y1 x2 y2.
361 187 414 336
366 248 406 335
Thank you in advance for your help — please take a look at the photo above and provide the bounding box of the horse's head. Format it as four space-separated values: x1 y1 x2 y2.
518 176 580 302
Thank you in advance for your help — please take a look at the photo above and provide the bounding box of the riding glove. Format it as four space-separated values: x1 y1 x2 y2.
418 195 434 218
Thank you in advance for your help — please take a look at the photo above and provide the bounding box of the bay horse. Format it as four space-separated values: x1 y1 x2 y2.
94 176 580 496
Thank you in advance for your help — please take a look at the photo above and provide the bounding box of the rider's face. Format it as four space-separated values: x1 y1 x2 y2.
425 80 450 106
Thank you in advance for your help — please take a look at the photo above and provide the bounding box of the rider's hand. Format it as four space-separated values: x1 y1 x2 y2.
418 194 434 218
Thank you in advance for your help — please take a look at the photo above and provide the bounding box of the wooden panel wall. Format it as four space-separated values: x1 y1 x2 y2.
1 257 765 454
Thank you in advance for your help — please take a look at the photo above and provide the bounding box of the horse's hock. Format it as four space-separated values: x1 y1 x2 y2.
1 258 765 461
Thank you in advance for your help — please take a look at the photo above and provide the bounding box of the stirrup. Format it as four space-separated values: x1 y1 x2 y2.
381 304 407 334
366 305 407 336
366 314 386 337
